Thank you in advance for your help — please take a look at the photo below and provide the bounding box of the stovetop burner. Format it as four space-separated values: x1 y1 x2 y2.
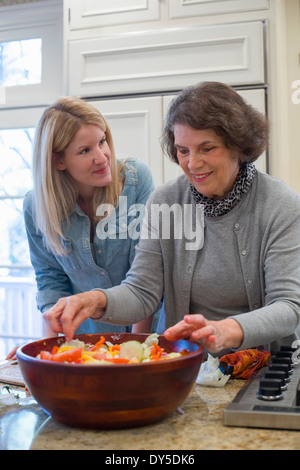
224 345 300 430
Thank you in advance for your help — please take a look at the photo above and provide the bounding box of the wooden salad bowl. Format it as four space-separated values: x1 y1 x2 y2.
17 333 204 429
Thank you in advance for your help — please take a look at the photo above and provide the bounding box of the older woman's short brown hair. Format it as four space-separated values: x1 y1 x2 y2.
162 81 269 164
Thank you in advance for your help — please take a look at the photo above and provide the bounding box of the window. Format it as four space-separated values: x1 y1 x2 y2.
0 38 42 87
0 0 63 108
0 127 35 275
0 0 63 357
0 121 43 357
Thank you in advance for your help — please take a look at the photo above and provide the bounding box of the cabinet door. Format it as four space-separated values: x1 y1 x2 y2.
163 88 267 183
163 95 183 183
237 88 267 173
67 0 160 30
169 0 269 18
89 96 164 187
68 21 265 97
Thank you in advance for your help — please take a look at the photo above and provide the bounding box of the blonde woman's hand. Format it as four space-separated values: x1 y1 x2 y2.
164 314 243 353
43 290 107 342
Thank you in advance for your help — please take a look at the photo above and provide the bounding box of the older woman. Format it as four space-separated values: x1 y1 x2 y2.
44 82 300 356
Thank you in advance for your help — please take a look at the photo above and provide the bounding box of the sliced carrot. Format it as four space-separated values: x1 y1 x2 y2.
150 342 162 359
90 336 106 351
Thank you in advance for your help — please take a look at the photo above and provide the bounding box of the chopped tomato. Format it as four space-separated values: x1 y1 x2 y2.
40 350 52 361
51 345 59 355
106 357 130 364
90 352 107 361
50 348 83 363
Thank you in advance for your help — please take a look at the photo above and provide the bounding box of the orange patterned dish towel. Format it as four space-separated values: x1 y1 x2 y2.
219 349 271 379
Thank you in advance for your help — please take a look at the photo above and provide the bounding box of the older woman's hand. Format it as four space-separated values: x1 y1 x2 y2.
43 290 107 342
164 314 243 353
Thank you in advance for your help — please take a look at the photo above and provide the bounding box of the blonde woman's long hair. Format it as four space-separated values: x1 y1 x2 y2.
32 96 124 256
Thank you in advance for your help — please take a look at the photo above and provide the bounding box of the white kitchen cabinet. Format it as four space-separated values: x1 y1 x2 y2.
169 0 269 19
68 20 265 98
67 0 160 30
89 96 164 187
64 0 299 192
237 88 267 173
66 0 270 32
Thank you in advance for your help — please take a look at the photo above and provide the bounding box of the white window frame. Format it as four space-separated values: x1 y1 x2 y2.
0 106 47 355
0 0 63 109
0 1 63 355
0 105 46 272
0 106 46 132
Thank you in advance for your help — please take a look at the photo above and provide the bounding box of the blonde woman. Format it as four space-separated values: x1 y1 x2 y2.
22 97 158 340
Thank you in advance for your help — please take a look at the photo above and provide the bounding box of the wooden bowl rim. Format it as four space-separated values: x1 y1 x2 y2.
17 333 204 370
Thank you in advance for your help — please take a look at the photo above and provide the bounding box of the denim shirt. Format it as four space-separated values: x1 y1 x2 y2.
23 157 155 334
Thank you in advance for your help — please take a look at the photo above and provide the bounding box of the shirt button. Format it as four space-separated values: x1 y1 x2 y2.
247 278 253 284
242 250 247 256
97 250 102 254
234 223 240 230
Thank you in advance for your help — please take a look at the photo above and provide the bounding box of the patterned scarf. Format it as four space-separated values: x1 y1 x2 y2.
190 162 257 217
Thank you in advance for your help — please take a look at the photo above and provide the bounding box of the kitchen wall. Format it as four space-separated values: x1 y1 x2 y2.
266 0 300 195
286 0 300 195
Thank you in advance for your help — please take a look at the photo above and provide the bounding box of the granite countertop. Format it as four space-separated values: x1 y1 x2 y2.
1 378 300 451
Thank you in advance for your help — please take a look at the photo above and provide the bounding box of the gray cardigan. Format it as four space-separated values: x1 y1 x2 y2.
101 171 300 352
